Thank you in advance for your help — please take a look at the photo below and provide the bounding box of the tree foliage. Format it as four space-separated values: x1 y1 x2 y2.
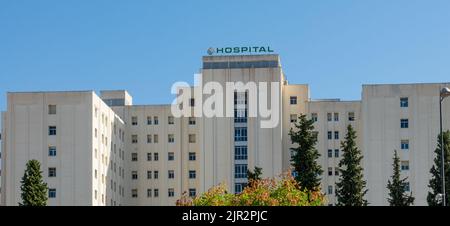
176 172 325 206
19 159 48 206
427 130 450 206
387 150 414 206
335 124 368 206
289 114 323 192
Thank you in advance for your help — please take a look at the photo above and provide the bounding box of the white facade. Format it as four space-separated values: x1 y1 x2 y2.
0 54 449 206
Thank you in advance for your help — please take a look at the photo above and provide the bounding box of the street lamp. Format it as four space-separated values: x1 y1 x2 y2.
439 87 450 206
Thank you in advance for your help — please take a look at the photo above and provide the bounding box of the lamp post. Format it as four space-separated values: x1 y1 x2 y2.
439 87 450 206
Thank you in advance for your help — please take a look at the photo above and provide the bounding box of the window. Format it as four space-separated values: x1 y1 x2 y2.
48 167 56 177
290 96 297 105
334 131 339 140
154 171 159 179
168 134 174 143
327 131 332 140
147 153 152 161
154 116 159 125
168 116 174 125
132 189 138 198
147 189 152 198
311 113 318 122
154 153 159 161
94 128 97 138
49 188 56 198
147 116 152 125
189 117 196 125
235 146 248 160
348 112 355 121
189 170 196 179
234 164 247 178
234 127 247 141
131 153 138 161
235 183 247 194
132 171 138 180
168 188 175 197
154 134 159 143
401 161 410 171
154 189 159 197
328 167 333 176
190 98 195 107
48 105 56 115
401 119 409 128
290 114 297 123
147 135 152 143
168 170 174 179
327 113 332 122
328 186 333 194
400 97 409 107
335 149 339 158
48 146 56 156
328 149 332 158
131 116 138 126
49 126 56 136
95 190 97 200
189 152 196 161
147 171 152 179
168 152 174 161
334 113 339 121
401 140 409 150
189 188 196 197
94 169 97 178
404 182 410 192
132 135 138 143
335 167 339 176
189 134 196 143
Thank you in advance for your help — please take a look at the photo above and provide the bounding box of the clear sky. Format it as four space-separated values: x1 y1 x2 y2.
1 0 450 110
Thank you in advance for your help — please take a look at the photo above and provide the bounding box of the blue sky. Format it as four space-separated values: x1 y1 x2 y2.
1 0 450 110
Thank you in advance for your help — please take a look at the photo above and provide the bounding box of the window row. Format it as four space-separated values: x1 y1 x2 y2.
131 134 196 144
131 116 197 126
131 170 197 180
131 188 197 198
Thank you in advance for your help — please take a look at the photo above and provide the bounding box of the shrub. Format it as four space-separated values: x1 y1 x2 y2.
176 171 325 206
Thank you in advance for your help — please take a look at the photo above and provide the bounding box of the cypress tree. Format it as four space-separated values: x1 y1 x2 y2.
387 150 414 206
289 114 323 192
19 159 48 206
336 124 368 206
427 130 450 206
247 166 263 187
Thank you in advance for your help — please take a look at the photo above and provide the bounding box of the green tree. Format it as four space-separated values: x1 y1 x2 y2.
247 166 263 187
336 124 368 206
289 114 323 192
427 130 450 206
387 150 414 206
19 159 48 206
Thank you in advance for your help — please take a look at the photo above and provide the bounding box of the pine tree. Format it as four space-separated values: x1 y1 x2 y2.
427 130 450 206
336 124 368 206
19 159 48 206
289 114 323 192
247 166 263 187
387 150 414 206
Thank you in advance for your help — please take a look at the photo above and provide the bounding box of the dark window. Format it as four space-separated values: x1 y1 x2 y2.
189 152 196 161
401 119 409 128
290 96 297 105
400 97 409 107
49 126 56 136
